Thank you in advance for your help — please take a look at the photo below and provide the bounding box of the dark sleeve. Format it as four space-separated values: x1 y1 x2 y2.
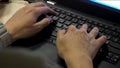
0 0 9 2
0 49 46 68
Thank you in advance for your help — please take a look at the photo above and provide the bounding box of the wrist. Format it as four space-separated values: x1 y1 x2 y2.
4 24 18 42
64 51 92 62
62 49 91 60
63 52 93 68
0 23 13 47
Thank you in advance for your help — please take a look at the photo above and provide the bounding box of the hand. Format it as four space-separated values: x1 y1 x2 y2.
5 2 57 41
57 24 107 60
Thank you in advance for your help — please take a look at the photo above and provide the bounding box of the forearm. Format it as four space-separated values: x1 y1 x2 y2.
63 52 93 68
0 22 13 48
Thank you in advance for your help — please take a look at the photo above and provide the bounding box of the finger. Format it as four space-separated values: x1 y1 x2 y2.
67 25 76 32
30 2 46 7
57 29 66 38
92 36 107 59
80 24 88 31
95 36 107 48
35 7 57 17
34 17 52 30
89 27 99 39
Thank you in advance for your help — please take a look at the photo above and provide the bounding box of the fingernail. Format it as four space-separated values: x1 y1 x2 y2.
47 17 52 23
56 12 59 15
94 27 98 31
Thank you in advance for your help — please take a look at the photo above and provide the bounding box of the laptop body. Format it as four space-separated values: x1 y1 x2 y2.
11 0 120 68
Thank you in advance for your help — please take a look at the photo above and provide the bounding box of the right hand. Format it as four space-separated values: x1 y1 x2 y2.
5 2 57 42
56 24 107 60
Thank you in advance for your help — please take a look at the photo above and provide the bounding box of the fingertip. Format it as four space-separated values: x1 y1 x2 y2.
80 23 88 30
50 9 58 15
82 23 88 27
39 17 52 24
46 17 52 23
101 35 107 41
83 23 88 26
57 29 66 36
34 17 52 29
57 29 65 39
96 35 107 46
68 25 76 31
30 2 46 7
89 27 99 38
94 27 99 31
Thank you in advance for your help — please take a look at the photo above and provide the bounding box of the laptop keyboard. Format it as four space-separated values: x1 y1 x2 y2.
45 6 120 64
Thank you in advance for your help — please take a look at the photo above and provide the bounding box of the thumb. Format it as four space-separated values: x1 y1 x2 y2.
34 17 52 30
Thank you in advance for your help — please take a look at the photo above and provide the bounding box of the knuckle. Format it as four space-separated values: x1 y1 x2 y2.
40 2 45 5
80 30 85 34
26 6 36 13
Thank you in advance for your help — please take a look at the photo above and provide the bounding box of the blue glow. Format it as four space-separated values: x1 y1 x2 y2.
90 0 120 10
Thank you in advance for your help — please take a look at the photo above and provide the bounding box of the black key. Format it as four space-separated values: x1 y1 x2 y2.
71 14 77 17
93 21 98 25
52 39 56 44
90 24 95 28
106 35 112 40
111 27 116 31
88 28 92 32
108 45 120 54
87 19 93 23
65 16 72 20
52 16 59 21
77 25 81 29
98 32 105 36
51 7 55 9
109 41 120 49
105 52 120 64
55 9 61 12
87 23 91 27
64 21 72 25
99 27 104 32
61 10 66 14
106 52 113 59
77 16 83 19
111 54 120 63
112 32 119 37
111 37 119 43
71 18 78 23
56 22 63 27
62 25 68 29
78 20 85 25
117 29 120 33
48 38 53 43
50 36 56 40
51 31 57 37
118 38 120 44
55 27 61 32
108 52 114 57
104 25 109 29
99 23 104 27
66 12 72 16
104 29 111 34
59 14 66 18
81 17 87 21
58 18 65 23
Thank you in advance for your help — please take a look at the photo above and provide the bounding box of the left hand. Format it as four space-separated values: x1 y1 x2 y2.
5 2 57 42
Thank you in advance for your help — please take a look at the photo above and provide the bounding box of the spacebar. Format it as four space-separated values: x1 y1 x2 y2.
109 41 120 50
